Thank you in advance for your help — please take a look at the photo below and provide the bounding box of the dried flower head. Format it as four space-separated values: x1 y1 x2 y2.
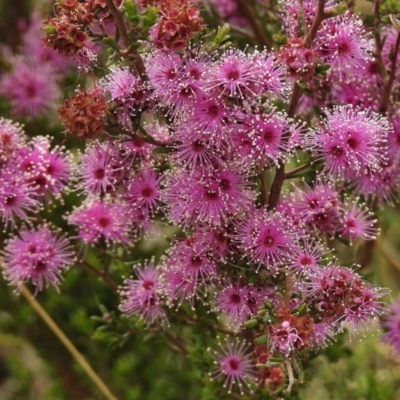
59 87 109 139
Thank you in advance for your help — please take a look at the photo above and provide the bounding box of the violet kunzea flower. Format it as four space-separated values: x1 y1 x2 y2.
307 265 385 331
382 299 400 353
165 237 218 284
306 105 389 180
163 165 253 229
119 264 166 325
0 60 60 118
145 50 183 110
290 239 330 275
19 136 71 199
101 66 147 128
2 225 75 293
235 209 299 273
68 197 131 245
350 162 400 205
77 140 122 195
214 282 267 328
290 180 341 234
242 109 302 164
205 49 264 99
340 200 378 243
316 12 373 75
0 118 26 162
280 0 337 38
0 164 38 227
174 127 223 169
269 319 304 357
162 268 200 309
125 168 162 215
209 338 257 394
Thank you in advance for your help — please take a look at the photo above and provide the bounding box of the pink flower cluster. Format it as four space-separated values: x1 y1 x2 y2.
1 0 399 395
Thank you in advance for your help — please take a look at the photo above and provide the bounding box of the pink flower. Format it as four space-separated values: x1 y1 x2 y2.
0 60 60 118
68 198 131 245
269 320 303 357
101 66 147 126
235 209 299 273
144 50 183 110
19 137 70 199
307 265 385 331
205 49 263 99
316 12 373 76
290 180 341 235
166 238 218 283
119 264 166 325
0 163 38 227
382 299 400 353
2 225 75 293
162 268 201 309
0 118 26 162
243 110 302 164
306 105 389 180
215 282 267 327
125 168 162 214
209 339 256 394
340 201 378 243
290 240 329 274
77 140 122 195
163 165 253 229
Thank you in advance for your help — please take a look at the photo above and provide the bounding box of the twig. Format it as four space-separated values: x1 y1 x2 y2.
284 162 310 179
373 0 389 82
284 273 295 306
81 260 119 291
379 32 400 113
304 0 326 45
267 0 325 210
298 0 308 37
378 239 400 272
235 0 272 49
267 82 303 209
285 360 295 393
20 285 118 400
137 125 169 148
105 0 130 47
104 0 147 78
259 164 269 205
229 25 256 41
163 331 189 355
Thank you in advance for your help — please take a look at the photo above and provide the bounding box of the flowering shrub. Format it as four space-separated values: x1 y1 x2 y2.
1 0 400 399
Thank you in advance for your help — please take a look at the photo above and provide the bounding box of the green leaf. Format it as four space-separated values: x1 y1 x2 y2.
214 24 231 47
124 0 140 26
143 7 159 29
103 36 120 51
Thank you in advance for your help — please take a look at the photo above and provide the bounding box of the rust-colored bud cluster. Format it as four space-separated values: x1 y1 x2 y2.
42 0 115 57
59 87 109 139
150 0 205 50
255 345 286 391
43 1 96 57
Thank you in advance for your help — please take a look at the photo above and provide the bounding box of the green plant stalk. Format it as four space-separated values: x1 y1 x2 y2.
20 285 118 400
